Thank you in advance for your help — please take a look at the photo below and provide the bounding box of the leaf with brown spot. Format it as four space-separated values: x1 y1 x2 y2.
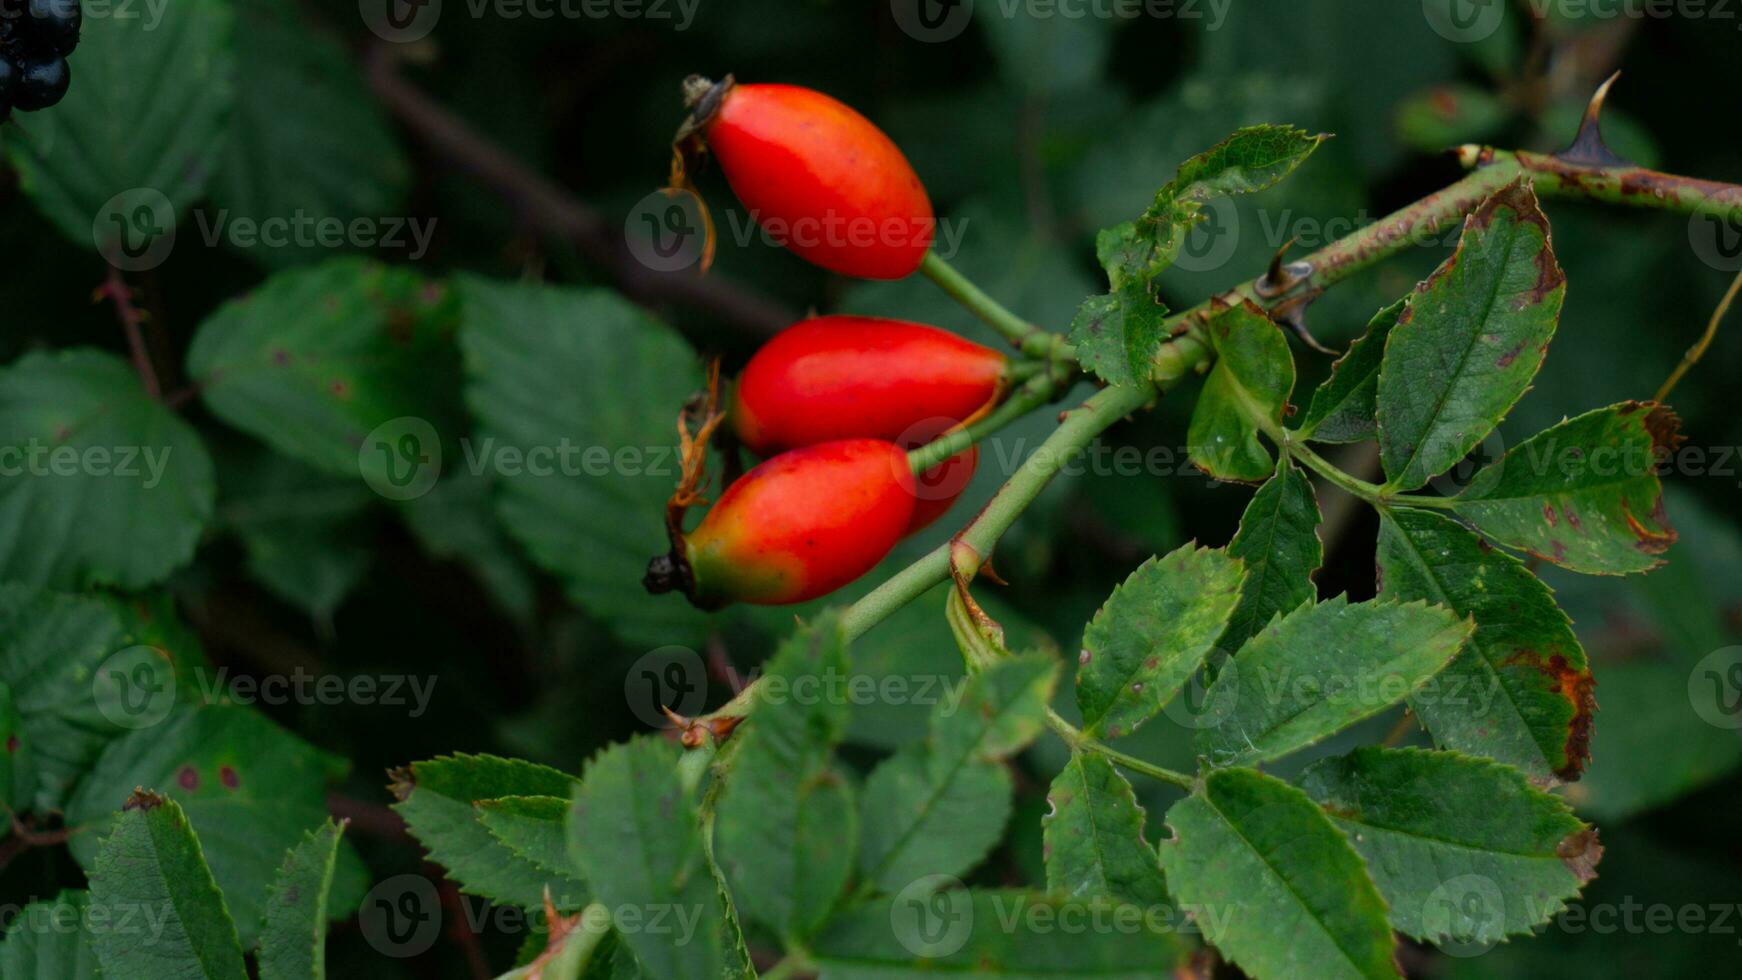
1377 180 1565 491
1455 402 1679 575
1301 747 1600 946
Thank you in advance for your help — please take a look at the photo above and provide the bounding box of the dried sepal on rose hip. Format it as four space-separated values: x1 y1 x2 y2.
673 75 935 280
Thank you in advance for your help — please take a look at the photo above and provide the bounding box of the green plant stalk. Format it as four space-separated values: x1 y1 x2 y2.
906 363 1073 474
920 251 1075 360
847 382 1152 640
1044 708 1196 790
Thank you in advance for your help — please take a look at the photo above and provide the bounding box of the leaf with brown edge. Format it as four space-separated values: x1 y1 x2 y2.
1299 747 1601 948
1377 179 1565 491
1454 402 1680 575
1377 506 1596 783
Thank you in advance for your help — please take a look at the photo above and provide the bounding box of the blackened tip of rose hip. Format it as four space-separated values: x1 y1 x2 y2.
679 73 734 130
643 551 690 595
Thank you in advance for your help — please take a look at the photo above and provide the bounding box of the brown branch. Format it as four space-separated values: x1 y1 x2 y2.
328 792 408 838
363 45 797 339
96 265 161 399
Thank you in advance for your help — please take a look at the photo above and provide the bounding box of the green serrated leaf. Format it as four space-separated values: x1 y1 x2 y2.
0 588 220 812
1116 125 1326 283
220 449 374 622
1378 507 1593 782
3 0 233 250
65 704 351 948
458 276 709 648
569 737 724 980
477 795 583 882
714 612 856 941
1297 299 1404 443
1300 747 1600 946
212 0 409 268
0 349 215 590
1160 768 1398 980
1377 180 1565 490
187 258 460 482
1197 596 1473 767
394 753 586 911
257 819 346 980
1042 752 1172 914
812 889 1185 977
1188 301 1295 483
1453 402 1678 574
1069 285 1170 389
860 654 1057 892
1076 544 1245 740
0 890 102 979
89 794 248 980
1220 457 1323 655
402 468 539 623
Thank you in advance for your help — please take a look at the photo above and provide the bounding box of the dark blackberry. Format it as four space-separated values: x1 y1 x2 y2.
11 54 65 111
0 57 14 116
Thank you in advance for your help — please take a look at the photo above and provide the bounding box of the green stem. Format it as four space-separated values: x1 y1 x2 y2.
1044 708 1196 790
920 251 1074 360
848 381 1151 641
840 544 951 643
951 382 1154 577
759 954 812 980
906 363 1072 473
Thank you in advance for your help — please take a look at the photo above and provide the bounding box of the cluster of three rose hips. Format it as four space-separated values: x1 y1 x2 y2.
645 78 1018 609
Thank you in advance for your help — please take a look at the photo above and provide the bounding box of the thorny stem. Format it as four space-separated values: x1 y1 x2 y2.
920 251 1075 361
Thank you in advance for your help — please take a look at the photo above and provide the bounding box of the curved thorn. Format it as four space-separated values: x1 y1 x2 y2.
1556 71 1630 168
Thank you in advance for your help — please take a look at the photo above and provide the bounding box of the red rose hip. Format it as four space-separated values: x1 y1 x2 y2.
683 77 935 279
646 439 916 607
730 315 1007 456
